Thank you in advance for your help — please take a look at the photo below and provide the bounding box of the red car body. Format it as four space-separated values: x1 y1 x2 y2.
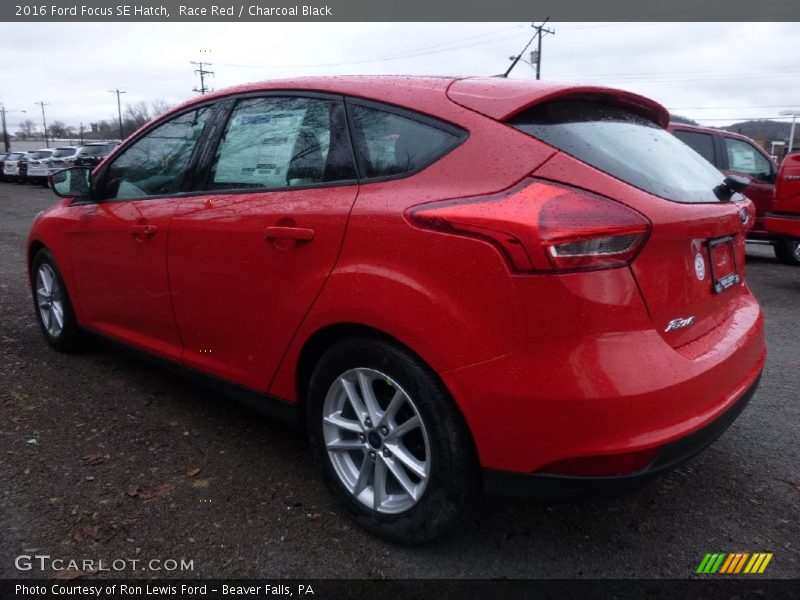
29 77 765 508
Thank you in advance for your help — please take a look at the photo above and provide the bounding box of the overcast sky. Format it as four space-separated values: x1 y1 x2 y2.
1 22 798 133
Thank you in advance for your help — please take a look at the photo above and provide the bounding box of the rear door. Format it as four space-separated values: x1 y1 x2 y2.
167 94 359 391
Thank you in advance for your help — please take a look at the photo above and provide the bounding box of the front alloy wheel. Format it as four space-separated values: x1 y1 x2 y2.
36 263 65 338
774 238 800 266
31 249 82 351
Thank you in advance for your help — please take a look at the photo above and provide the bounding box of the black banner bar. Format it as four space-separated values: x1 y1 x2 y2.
2 579 800 600
2 0 800 22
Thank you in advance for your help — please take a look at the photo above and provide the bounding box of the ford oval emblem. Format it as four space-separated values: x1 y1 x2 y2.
740 208 749 225
694 253 706 281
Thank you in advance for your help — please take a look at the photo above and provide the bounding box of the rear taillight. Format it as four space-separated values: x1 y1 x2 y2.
407 179 651 273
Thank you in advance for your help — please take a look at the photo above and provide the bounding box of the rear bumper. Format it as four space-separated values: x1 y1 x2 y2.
764 212 800 239
483 371 761 499
441 270 766 475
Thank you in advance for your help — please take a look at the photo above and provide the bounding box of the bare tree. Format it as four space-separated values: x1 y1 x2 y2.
49 120 68 138
18 119 37 138
122 99 175 136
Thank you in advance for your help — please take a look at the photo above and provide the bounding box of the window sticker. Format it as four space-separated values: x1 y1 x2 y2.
728 145 756 173
214 108 307 186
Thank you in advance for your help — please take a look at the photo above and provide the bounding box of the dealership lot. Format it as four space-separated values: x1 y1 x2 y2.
0 182 798 578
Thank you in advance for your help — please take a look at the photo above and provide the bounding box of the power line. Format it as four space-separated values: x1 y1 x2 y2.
191 61 214 94
214 29 530 70
669 104 800 110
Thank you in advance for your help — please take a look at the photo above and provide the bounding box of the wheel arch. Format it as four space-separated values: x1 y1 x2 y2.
290 322 478 456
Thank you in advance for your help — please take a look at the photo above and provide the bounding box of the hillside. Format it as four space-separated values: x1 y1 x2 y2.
719 120 792 140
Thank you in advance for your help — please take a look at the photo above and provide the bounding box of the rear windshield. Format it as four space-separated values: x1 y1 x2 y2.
31 151 53 159
7 153 24 159
80 145 109 156
509 99 726 203
52 148 77 157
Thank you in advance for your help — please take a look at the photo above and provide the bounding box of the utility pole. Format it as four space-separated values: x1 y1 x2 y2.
36 101 50 147
780 110 800 154
191 61 214 94
0 107 7 153
532 19 555 80
79 122 85 145
505 18 555 79
0 106 27 152
109 89 126 141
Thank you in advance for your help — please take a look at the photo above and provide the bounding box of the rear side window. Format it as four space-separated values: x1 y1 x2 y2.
208 96 356 190
509 99 726 203
673 130 716 165
349 104 461 179
81 145 110 156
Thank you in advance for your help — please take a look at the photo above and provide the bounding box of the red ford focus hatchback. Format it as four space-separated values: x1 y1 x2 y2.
30 76 766 542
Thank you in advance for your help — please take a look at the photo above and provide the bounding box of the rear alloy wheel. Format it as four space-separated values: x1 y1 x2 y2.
774 238 800 266
32 249 82 351
307 337 480 543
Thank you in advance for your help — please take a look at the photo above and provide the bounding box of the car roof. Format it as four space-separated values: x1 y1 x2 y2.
156 75 668 128
668 121 763 144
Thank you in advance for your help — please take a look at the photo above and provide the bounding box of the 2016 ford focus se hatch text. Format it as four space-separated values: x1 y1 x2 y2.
28 76 766 543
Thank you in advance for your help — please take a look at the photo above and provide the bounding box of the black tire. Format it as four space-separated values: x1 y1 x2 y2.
31 249 83 352
306 336 481 543
774 238 800 266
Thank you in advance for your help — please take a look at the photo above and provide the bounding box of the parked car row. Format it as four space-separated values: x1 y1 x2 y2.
0 142 118 185
668 123 800 265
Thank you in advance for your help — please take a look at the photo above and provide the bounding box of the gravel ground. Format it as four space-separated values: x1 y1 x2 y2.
1 181 798 579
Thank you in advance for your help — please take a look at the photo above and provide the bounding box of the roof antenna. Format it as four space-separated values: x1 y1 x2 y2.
502 18 550 79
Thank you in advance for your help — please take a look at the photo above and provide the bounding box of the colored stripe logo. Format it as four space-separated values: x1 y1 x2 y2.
696 552 773 574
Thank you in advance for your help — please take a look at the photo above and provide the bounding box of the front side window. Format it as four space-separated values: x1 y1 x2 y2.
208 96 355 190
723 137 772 179
100 106 211 200
349 104 462 179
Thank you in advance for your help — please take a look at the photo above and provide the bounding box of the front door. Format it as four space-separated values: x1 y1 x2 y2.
68 105 214 361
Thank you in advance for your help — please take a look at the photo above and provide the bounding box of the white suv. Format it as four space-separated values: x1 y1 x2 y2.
2 151 28 181
25 149 56 185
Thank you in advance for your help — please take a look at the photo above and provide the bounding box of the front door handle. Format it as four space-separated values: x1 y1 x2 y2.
131 223 158 241
264 226 315 241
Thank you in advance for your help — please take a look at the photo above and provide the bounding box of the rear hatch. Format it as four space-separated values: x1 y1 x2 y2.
773 153 800 214
450 81 754 349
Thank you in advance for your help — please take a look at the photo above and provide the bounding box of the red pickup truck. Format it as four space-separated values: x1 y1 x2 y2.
764 152 800 262
669 123 800 265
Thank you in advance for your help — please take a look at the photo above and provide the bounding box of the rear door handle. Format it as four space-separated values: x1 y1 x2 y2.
131 224 158 240
264 226 315 241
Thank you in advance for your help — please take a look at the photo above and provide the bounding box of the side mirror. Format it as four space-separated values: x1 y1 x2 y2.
714 174 750 202
50 167 92 200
